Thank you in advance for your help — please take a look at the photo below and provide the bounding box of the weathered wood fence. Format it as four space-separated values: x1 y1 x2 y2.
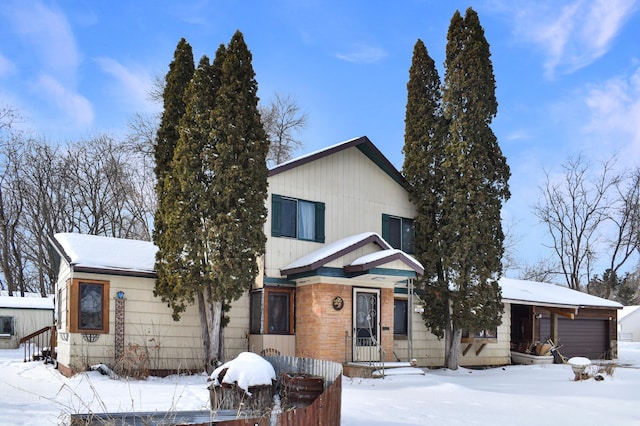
70 355 342 426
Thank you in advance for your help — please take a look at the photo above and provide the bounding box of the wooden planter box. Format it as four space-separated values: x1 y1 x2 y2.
280 373 324 408
208 382 274 416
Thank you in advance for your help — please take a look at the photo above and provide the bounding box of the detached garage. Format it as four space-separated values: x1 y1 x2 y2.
503 278 622 361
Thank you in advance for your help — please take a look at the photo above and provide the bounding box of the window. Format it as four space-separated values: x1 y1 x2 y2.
249 288 295 335
0 316 14 336
68 279 110 334
250 291 262 335
461 328 497 343
382 214 414 253
393 299 408 336
272 194 325 243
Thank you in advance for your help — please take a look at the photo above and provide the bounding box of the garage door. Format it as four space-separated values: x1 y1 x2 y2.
539 318 609 359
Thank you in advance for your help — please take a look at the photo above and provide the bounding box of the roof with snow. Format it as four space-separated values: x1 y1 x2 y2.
269 136 406 187
500 278 622 309
51 233 157 277
0 293 54 310
281 232 424 278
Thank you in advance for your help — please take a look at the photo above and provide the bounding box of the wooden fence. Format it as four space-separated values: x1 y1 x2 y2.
70 356 342 426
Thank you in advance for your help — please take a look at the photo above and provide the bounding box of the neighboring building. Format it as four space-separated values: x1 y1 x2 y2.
619 306 640 342
49 136 622 376
0 292 54 350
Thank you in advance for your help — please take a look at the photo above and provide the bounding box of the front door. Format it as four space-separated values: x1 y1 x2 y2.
353 288 381 362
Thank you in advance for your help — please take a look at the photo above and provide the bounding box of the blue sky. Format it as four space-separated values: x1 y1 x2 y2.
1 0 639 277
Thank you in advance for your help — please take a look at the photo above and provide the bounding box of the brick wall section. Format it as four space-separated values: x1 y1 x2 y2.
380 287 394 362
295 283 395 363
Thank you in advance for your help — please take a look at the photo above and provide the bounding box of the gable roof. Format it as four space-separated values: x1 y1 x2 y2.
500 278 622 310
269 136 406 187
50 233 157 278
281 232 424 277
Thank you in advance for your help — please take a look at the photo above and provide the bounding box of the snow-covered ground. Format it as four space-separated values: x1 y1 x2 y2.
1 343 640 425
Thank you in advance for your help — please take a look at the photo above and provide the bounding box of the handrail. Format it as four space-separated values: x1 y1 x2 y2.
19 325 56 363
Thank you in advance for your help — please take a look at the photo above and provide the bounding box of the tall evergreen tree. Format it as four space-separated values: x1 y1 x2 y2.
441 8 510 369
153 39 194 313
405 9 510 370
402 39 450 343
154 55 217 319
207 30 269 363
154 32 268 370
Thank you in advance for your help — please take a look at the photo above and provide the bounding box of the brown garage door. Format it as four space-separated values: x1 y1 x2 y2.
539 318 608 359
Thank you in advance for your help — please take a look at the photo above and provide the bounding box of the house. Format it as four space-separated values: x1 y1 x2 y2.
619 306 640 342
49 136 621 376
0 292 54 350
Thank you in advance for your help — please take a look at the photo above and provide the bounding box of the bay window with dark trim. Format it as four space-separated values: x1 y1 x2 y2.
272 194 325 243
382 214 414 254
249 287 295 335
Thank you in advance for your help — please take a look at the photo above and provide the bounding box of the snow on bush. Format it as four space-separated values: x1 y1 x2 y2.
209 352 276 395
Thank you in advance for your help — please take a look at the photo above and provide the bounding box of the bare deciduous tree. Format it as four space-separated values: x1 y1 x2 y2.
534 155 623 290
259 92 308 166
600 168 640 298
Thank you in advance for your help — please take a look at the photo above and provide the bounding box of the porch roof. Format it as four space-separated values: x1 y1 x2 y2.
281 232 424 279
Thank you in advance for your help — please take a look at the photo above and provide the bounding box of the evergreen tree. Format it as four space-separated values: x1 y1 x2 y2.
405 9 510 370
207 31 269 363
153 39 194 314
402 39 450 342
154 55 217 319
154 32 268 370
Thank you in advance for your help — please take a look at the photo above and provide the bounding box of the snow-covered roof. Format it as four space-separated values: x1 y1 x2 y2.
281 232 423 277
52 233 157 276
0 293 54 310
500 278 622 309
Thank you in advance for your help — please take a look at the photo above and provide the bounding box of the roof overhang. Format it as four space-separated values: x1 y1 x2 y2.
281 232 423 282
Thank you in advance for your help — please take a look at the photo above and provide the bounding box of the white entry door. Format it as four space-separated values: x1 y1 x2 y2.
353 288 381 362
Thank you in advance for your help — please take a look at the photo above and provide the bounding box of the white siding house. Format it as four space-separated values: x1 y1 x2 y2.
0 293 54 350
49 136 622 375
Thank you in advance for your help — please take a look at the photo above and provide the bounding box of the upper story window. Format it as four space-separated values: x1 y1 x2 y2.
271 194 325 243
382 214 415 254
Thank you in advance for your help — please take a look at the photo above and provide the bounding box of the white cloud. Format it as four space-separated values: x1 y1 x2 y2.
336 45 387 64
94 57 158 113
0 53 16 77
3 1 79 77
581 67 640 165
509 0 638 78
36 74 93 127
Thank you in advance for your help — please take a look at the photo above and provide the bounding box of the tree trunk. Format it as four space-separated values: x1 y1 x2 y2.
200 287 223 374
446 327 462 370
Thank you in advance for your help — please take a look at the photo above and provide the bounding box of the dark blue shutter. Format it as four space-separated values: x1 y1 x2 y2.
315 202 325 243
382 214 390 241
271 194 282 237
